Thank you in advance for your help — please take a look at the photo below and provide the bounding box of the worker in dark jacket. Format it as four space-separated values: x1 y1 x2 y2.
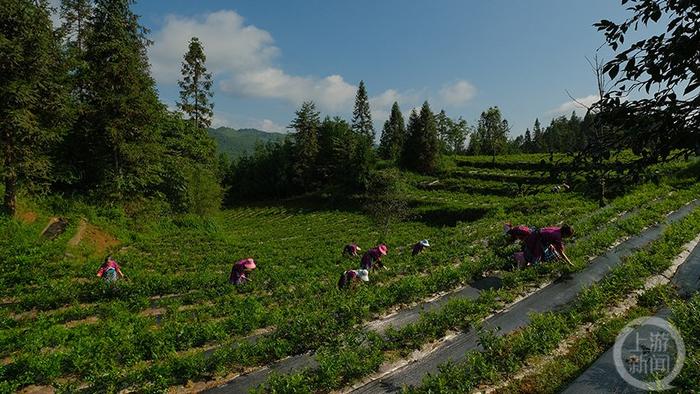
412 239 430 256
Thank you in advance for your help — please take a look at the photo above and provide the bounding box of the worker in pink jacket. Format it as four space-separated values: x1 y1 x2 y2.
96 256 124 282
361 244 388 270
229 258 257 285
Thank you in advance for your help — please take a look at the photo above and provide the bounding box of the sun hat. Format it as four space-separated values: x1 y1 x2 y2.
241 258 256 270
377 244 388 255
357 269 369 282
419 239 430 247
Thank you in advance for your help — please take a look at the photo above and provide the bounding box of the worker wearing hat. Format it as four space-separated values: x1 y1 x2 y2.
361 244 388 270
229 258 257 285
343 243 362 257
337 269 370 289
412 239 430 256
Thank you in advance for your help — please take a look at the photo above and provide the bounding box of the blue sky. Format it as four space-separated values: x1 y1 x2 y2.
128 0 636 135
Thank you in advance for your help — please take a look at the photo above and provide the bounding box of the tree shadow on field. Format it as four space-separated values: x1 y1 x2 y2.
228 193 366 215
413 206 489 228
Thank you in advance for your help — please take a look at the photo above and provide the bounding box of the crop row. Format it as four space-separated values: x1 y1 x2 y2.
256 200 700 393
82 186 700 392
0 164 696 391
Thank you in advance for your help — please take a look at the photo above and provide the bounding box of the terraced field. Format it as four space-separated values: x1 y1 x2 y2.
1 154 698 393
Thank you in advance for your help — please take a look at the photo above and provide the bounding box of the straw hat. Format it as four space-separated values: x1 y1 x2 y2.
419 239 430 247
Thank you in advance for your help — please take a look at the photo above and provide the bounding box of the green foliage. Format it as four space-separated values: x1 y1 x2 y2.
467 106 510 160
378 102 406 161
400 101 440 174
208 127 284 159
1 155 698 392
77 0 165 198
593 0 700 166
177 36 214 130
435 110 470 155
0 0 67 215
351 80 374 140
290 101 321 191
317 116 373 192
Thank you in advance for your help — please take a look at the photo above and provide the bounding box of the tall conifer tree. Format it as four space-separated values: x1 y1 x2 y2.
80 0 164 196
289 101 320 189
351 80 374 140
378 102 405 161
177 36 214 130
400 101 439 173
0 0 66 215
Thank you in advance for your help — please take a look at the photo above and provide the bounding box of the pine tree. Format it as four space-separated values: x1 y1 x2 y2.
56 0 93 187
79 0 165 197
177 36 214 130
523 128 533 153
378 102 405 161
1 0 66 215
60 0 92 53
351 80 374 140
289 101 320 190
400 101 439 173
532 118 543 153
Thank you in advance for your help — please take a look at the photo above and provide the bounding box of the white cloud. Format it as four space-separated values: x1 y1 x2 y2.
148 10 478 128
369 89 422 126
149 10 359 112
149 11 278 84
221 69 356 111
548 94 599 115
258 119 286 133
438 80 477 107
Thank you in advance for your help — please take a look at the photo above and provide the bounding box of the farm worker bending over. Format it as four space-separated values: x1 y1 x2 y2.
96 256 124 282
503 223 534 242
412 239 430 256
343 243 362 257
509 224 574 267
337 269 369 289
361 244 388 270
229 258 257 285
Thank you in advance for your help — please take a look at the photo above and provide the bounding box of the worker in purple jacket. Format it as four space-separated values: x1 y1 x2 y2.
343 243 362 257
229 258 257 285
337 269 369 289
361 244 388 270
509 224 574 267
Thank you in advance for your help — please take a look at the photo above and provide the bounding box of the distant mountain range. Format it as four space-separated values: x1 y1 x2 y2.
208 127 286 159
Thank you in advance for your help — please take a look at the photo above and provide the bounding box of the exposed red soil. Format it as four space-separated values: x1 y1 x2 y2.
18 211 38 224
67 219 120 254
19 385 54 394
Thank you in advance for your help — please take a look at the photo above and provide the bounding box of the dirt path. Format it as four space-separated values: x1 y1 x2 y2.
67 219 88 246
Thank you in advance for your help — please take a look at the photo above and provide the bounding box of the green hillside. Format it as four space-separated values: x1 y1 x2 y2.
208 127 286 158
